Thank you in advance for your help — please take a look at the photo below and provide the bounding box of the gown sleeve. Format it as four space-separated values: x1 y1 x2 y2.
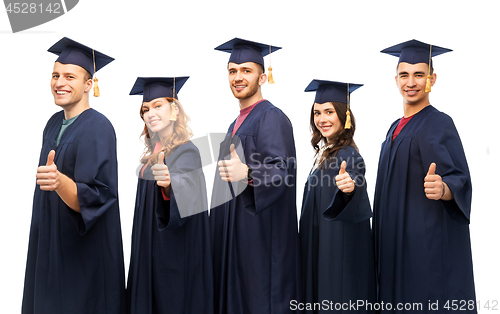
241 107 296 216
155 143 208 230
417 111 472 224
71 117 118 235
323 147 373 223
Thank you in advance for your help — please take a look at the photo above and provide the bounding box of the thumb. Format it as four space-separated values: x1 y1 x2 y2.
339 160 346 175
46 150 55 166
427 162 436 176
230 144 239 160
158 152 165 165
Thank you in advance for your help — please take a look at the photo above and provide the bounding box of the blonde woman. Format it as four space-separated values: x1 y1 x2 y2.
127 77 213 314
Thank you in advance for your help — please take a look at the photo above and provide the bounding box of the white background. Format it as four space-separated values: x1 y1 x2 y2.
1 0 499 312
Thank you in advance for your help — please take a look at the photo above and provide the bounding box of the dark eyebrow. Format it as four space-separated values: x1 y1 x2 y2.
313 107 335 112
57 71 78 77
228 66 252 71
399 70 426 76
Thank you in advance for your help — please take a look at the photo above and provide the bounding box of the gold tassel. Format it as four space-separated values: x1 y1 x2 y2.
425 45 432 93
267 45 275 84
345 109 352 129
268 66 275 84
169 77 177 121
169 101 177 121
344 83 351 129
92 49 100 97
93 78 100 97
425 75 432 92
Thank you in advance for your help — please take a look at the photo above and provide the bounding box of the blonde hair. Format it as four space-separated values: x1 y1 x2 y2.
139 97 193 164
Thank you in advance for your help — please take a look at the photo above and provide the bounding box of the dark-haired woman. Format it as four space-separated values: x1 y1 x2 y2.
126 77 213 314
299 80 376 313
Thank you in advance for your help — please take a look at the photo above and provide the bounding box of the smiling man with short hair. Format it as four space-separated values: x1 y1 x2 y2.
22 37 126 314
373 39 476 313
211 38 301 314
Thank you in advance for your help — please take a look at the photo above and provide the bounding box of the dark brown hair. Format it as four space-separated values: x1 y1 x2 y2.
227 62 265 74
310 101 358 165
396 63 434 75
84 70 92 82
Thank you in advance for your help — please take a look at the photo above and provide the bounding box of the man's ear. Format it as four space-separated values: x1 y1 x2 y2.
430 73 437 87
394 64 399 87
259 73 267 86
84 78 93 93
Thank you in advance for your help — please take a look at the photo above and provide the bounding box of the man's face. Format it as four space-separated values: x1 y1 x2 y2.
227 62 265 100
51 62 92 108
395 62 436 106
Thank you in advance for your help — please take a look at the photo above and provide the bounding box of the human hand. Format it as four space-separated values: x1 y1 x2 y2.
218 144 248 182
424 163 447 200
36 150 60 191
335 160 355 194
152 152 171 188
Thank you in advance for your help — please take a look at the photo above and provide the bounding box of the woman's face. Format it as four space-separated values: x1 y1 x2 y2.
141 97 178 140
313 102 342 143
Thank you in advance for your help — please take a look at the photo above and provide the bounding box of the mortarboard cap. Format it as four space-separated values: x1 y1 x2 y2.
48 37 114 77
215 37 281 83
381 39 451 92
305 79 363 104
305 79 363 129
129 77 189 103
380 39 452 66
48 37 114 97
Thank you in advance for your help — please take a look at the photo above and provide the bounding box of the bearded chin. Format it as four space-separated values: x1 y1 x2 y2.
232 81 259 100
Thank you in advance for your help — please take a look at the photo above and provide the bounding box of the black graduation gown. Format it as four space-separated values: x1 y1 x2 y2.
299 146 376 313
127 141 213 314
373 105 475 313
210 100 301 314
22 109 126 314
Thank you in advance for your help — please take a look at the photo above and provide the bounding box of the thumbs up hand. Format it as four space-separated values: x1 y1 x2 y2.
36 150 60 191
424 162 450 200
335 160 355 194
218 144 248 182
152 152 171 188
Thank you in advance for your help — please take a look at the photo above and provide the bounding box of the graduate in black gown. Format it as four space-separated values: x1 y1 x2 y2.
374 40 476 313
210 38 301 314
22 37 126 314
127 77 213 314
299 80 376 313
